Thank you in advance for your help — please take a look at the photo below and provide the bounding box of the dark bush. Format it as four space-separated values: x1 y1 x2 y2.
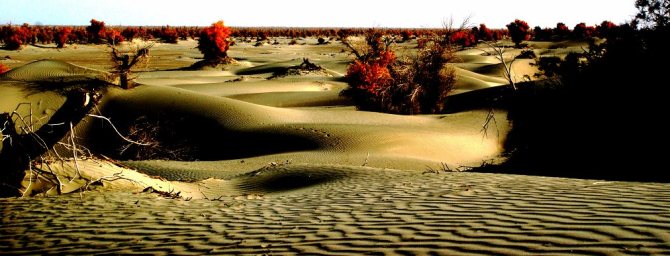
507 19 530 47
86 19 106 44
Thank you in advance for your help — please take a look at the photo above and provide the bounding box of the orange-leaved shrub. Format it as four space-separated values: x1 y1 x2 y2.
0 63 10 74
54 27 72 48
197 20 232 62
342 30 456 114
106 29 124 45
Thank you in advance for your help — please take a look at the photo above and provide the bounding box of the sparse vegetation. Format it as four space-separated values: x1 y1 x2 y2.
506 19 530 47
0 63 10 74
54 27 72 48
109 44 153 89
197 20 233 64
342 25 460 114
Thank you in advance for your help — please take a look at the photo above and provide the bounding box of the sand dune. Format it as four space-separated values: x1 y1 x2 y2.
3 164 670 255
2 38 666 255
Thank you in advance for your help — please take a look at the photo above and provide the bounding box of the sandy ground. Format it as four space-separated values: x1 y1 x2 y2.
3 167 670 255
3 38 669 254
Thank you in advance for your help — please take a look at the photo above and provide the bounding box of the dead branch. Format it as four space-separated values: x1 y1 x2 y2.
480 108 500 138
481 41 518 90
87 114 151 146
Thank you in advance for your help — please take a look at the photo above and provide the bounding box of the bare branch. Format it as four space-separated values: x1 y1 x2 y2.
87 114 151 146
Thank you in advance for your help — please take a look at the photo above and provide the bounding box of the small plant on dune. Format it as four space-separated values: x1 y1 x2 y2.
197 20 233 64
0 63 10 74
54 27 72 48
342 24 459 114
507 19 530 48
109 44 153 89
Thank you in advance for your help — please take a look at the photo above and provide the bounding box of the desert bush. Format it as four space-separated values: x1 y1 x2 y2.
121 27 139 42
0 63 10 74
477 24 494 41
596 21 617 37
106 29 124 45
533 26 553 41
317 37 327 44
53 27 72 48
516 49 537 59
507 19 530 47
1 25 32 50
553 22 571 39
159 26 179 43
572 23 593 39
449 30 476 48
342 29 457 114
197 20 232 62
35 27 53 45
86 19 106 44
499 4 670 181
400 30 414 42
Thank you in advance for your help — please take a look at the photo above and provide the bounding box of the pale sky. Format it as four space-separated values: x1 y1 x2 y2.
1 0 637 28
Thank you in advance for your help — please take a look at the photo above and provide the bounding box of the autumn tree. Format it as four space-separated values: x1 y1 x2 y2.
477 24 494 41
106 29 124 45
506 19 530 47
121 27 139 42
54 27 72 48
197 20 232 63
572 23 593 39
86 19 106 44
554 22 570 39
159 26 179 43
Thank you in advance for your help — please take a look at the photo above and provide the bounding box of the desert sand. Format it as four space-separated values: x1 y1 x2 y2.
2 38 670 254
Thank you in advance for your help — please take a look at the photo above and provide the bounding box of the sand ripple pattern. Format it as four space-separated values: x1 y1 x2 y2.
2 169 670 255
0 60 112 84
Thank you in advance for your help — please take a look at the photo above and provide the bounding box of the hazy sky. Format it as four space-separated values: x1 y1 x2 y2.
1 0 637 28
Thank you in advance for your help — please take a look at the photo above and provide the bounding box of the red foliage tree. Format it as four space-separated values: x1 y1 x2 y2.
197 20 232 61
121 27 139 42
86 19 106 44
477 24 494 41
54 27 72 48
2 25 30 50
450 30 476 47
597 21 617 37
572 23 594 39
507 19 531 47
159 26 179 43
106 29 124 45
533 26 552 41
346 50 395 95
554 22 570 39
35 27 53 45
